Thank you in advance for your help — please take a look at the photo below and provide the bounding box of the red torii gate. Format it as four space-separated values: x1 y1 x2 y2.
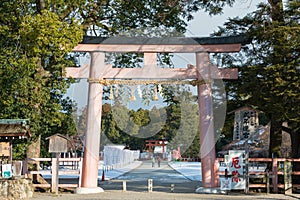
145 139 167 159
66 35 249 194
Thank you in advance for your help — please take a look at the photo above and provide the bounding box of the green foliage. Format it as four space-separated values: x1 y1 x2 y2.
100 86 200 158
213 0 300 157
0 2 83 158
0 0 240 158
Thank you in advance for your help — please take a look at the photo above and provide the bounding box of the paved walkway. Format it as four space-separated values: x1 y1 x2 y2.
100 160 200 193
31 160 300 200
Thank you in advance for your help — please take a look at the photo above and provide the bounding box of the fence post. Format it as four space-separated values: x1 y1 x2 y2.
215 159 219 187
272 158 278 193
51 155 59 194
284 160 292 194
148 179 153 192
22 159 28 178
123 180 127 191
266 170 270 194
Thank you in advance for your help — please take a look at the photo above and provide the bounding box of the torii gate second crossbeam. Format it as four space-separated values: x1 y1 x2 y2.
66 35 249 194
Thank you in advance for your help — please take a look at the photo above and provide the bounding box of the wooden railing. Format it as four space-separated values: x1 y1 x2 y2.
217 157 300 193
23 157 82 192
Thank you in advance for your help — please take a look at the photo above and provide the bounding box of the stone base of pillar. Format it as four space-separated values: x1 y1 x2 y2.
195 187 226 194
75 187 104 194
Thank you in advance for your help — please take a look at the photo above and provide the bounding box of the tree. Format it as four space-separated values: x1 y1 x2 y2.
0 4 82 158
213 0 300 159
1 0 246 157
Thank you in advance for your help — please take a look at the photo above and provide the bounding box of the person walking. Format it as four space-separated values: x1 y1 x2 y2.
157 156 161 167
152 156 155 167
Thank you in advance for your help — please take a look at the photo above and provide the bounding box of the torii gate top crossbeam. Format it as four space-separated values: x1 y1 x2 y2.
73 35 250 53
67 35 250 80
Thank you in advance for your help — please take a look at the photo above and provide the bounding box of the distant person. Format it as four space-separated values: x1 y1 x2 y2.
157 156 161 167
152 157 155 167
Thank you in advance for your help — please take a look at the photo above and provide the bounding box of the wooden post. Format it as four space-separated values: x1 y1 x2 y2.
9 139 12 164
215 159 219 187
51 154 59 194
272 158 278 193
148 179 153 192
284 160 292 194
123 180 127 191
22 159 28 178
266 171 270 194
170 184 175 192
244 140 249 194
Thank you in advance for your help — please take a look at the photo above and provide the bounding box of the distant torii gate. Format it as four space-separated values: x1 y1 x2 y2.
66 35 249 193
146 139 167 159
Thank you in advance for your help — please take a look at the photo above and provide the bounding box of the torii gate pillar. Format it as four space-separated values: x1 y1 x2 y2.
75 52 105 194
196 52 217 188
66 35 248 194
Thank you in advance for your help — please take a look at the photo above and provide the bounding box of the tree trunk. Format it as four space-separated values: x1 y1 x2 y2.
282 125 300 173
268 0 284 22
290 130 300 175
26 135 41 183
268 117 282 158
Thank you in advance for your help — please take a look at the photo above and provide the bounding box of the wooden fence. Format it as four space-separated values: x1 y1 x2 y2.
23 157 82 193
217 157 300 193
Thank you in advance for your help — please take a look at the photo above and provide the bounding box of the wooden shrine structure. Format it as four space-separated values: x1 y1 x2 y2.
0 119 31 163
66 35 250 193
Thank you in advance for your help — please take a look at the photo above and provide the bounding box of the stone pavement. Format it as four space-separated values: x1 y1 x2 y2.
31 160 300 200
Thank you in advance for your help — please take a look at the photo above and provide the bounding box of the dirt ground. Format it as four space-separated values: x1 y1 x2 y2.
31 190 300 200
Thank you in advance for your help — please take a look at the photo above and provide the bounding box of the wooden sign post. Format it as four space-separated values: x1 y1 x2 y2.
46 133 72 194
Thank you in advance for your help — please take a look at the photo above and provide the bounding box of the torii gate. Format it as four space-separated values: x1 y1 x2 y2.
66 35 249 193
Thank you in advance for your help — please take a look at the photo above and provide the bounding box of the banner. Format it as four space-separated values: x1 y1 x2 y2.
228 150 245 189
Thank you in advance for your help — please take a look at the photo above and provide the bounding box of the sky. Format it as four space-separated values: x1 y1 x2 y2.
186 0 265 37
67 0 265 112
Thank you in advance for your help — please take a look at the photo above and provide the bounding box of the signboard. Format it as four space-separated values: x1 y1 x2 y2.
233 108 258 140
0 142 10 157
2 164 12 178
228 150 245 190
46 134 71 153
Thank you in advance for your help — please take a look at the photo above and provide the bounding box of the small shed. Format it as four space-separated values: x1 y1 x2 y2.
46 133 74 153
0 119 31 163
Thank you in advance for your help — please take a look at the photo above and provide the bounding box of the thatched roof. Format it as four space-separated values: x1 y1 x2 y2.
0 119 31 139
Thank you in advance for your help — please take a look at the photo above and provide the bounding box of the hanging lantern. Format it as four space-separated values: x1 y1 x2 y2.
130 86 136 101
153 85 159 101
109 86 114 100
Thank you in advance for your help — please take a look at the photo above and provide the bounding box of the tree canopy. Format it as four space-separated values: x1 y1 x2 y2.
0 0 239 158
214 0 300 158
